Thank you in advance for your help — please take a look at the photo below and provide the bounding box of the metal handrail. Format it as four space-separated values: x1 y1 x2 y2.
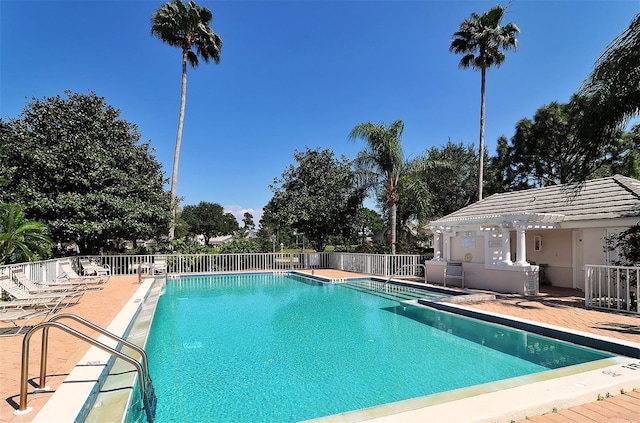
386 263 427 284
37 313 150 388
16 317 149 415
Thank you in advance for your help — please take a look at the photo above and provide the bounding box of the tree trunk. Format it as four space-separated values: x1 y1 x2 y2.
390 202 397 255
169 50 189 240
478 66 486 201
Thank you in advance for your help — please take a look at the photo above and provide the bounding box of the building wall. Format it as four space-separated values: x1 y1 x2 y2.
524 229 573 287
582 228 609 265
525 229 572 265
425 261 535 295
448 230 484 263
434 220 635 293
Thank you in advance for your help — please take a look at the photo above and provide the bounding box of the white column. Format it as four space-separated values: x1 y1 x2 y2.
443 233 451 261
501 227 512 265
433 230 443 261
515 225 528 266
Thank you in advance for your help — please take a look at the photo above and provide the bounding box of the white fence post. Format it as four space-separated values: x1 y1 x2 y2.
584 264 639 315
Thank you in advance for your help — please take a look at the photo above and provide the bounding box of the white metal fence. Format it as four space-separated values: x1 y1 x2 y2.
84 253 333 275
330 253 429 278
0 252 428 294
585 264 639 315
4 257 636 316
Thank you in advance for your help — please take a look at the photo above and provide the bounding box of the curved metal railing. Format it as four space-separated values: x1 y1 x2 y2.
15 314 156 422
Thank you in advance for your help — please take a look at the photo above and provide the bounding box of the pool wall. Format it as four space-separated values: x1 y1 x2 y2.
422 300 640 358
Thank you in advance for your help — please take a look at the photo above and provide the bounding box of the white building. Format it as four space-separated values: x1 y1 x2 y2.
426 175 640 295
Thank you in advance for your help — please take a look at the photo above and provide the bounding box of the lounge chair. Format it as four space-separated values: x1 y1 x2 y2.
79 258 111 276
151 257 167 274
58 260 108 286
0 274 83 309
0 308 49 337
12 268 81 294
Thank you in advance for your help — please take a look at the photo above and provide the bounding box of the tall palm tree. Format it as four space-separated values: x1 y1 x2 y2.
349 120 405 254
575 14 640 183
0 203 52 265
151 0 223 239
450 4 519 201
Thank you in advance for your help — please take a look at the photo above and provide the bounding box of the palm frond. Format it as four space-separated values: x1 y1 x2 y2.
579 14 640 127
450 4 518 71
151 0 222 68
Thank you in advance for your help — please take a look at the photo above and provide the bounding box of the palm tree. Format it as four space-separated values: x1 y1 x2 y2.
0 203 52 265
349 120 405 254
151 0 223 239
450 4 519 201
575 14 640 183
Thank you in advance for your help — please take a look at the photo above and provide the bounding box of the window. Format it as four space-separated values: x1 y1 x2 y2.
534 235 542 252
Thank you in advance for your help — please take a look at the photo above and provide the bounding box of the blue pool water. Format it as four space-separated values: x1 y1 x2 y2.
144 273 612 422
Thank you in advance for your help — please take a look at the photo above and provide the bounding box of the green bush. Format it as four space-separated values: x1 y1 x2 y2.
606 223 640 265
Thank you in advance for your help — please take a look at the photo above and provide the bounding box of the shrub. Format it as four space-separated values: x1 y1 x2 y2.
606 222 640 265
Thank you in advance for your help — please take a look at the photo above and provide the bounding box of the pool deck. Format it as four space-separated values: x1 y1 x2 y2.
1 270 639 422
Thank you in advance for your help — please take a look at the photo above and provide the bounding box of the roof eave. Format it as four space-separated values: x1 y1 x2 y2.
429 212 566 228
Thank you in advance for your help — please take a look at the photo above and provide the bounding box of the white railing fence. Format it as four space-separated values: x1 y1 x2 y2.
330 253 429 278
87 253 334 275
0 252 429 292
6 257 638 315
585 264 639 315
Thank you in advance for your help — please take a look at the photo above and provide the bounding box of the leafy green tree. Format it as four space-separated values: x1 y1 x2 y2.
219 238 261 254
450 4 519 200
262 147 366 252
352 207 384 247
0 203 53 265
395 158 431 226
348 120 405 254
510 102 582 187
0 91 171 254
485 135 520 195
593 124 640 180
606 223 640 266
151 0 223 239
419 141 477 217
576 14 640 183
242 212 255 231
388 152 452 252
180 201 239 243
238 211 256 238
150 237 216 255
489 101 639 191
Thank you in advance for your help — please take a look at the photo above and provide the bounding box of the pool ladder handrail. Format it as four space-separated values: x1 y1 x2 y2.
386 263 427 284
16 313 155 422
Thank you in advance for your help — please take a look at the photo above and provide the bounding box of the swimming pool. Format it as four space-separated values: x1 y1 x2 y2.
140 273 614 422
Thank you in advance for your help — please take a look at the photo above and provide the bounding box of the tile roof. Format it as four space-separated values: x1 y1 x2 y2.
432 174 640 224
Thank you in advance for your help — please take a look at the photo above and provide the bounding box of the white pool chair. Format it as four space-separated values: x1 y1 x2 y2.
58 260 108 286
0 274 83 309
79 259 111 276
12 268 81 294
0 308 50 337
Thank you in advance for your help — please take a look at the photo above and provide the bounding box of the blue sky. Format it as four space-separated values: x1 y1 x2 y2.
1 0 638 225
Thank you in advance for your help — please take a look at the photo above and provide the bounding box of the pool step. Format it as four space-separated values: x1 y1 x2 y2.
341 281 429 302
